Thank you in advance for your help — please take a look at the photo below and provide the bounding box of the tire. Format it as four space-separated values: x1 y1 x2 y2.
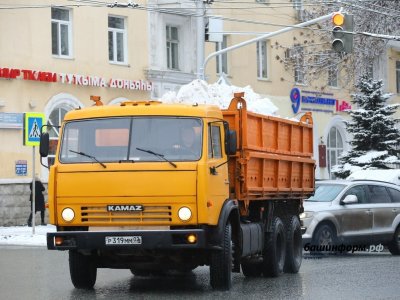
210 222 232 290
69 250 97 289
284 215 303 273
263 217 286 277
311 224 337 254
388 226 400 256
241 261 262 277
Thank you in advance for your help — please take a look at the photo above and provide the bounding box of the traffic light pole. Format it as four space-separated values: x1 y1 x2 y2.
199 12 336 81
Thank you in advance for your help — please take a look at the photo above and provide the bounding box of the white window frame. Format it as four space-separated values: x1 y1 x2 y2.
294 46 305 84
327 126 344 179
396 61 400 94
216 35 228 75
108 15 128 65
328 63 338 87
51 8 72 58
293 0 303 10
257 40 269 79
166 25 180 70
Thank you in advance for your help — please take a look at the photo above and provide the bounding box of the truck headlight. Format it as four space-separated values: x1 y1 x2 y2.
62 208 75 222
178 207 192 221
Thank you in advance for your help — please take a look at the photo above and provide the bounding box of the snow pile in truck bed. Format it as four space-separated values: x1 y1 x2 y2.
160 79 279 116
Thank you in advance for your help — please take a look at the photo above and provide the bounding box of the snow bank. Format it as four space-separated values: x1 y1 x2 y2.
0 225 56 247
160 79 278 116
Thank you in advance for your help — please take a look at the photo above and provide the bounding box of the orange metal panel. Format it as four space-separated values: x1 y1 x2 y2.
223 93 315 202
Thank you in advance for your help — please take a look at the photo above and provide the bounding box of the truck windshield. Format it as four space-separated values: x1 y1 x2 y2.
59 117 203 164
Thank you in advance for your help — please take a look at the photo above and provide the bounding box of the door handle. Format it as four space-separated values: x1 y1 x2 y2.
224 179 230 185
392 209 398 212
365 210 372 215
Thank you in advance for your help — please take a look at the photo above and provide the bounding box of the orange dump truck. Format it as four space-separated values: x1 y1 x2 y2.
40 92 315 290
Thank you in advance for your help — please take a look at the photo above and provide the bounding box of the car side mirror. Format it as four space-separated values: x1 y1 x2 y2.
341 194 358 205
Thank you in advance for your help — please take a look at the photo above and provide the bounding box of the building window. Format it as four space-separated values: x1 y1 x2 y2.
47 107 69 166
293 0 303 9
166 25 179 70
51 8 72 57
328 63 338 87
366 64 374 79
327 126 343 179
294 46 305 84
108 16 127 64
396 61 400 94
257 40 268 79
216 36 228 75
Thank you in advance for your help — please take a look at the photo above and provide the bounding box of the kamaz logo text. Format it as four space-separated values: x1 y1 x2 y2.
107 205 143 212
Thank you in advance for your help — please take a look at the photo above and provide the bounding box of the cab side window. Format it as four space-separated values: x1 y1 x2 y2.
208 125 222 159
342 186 368 204
367 185 391 203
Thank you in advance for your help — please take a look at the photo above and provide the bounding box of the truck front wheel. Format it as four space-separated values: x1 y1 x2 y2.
210 222 232 290
69 250 97 289
263 216 286 277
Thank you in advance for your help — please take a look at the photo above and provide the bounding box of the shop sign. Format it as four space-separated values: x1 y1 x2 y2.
0 67 152 91
0 112 23 129
290 88 351 114
15 160 27 176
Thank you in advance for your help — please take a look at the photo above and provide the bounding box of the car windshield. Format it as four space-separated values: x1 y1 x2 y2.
306 184 346 202
59 117 203 164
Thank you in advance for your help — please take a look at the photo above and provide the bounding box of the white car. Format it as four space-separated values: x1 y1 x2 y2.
301 180 400 255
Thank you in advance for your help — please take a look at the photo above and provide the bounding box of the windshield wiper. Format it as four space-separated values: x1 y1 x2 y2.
136 147 177 168
69 150 107 169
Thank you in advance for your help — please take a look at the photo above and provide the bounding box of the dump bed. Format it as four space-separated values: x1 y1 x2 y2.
223 93 315 203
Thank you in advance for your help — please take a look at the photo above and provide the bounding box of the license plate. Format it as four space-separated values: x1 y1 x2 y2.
105 236 142 245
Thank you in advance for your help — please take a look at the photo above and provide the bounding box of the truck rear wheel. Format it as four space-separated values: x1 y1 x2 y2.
284 215 302 273
210 222 232 290
263 216 286 277
69 250 97 289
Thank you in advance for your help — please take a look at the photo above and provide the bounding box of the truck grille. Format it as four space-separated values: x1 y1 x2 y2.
80 205 172 223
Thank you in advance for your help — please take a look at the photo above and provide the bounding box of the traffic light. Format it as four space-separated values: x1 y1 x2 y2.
331 12 354 53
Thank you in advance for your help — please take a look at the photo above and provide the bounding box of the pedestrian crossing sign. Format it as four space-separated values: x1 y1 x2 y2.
23 113 45 146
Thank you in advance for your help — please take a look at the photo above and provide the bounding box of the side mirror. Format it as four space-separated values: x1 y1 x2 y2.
226 129 237 155
223 121 237 155
39 132 50 158
341 194 358 205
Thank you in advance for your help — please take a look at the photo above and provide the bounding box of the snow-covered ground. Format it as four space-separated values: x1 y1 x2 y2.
0 225 56 247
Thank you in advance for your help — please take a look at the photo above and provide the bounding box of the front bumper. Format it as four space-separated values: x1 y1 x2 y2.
47 229 208 251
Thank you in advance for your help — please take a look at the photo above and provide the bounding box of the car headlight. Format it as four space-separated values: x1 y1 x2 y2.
61 208 75 222
178 207 192 221
300 211 314 219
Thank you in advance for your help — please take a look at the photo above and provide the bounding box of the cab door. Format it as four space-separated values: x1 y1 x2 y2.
206 123 229 224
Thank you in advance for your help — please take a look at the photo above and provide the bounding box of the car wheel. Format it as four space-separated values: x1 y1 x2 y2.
312 224 337 254
210 221 232 290
388 226 400 256
69 250 97 289
284 215 302 273
263 216 286 277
